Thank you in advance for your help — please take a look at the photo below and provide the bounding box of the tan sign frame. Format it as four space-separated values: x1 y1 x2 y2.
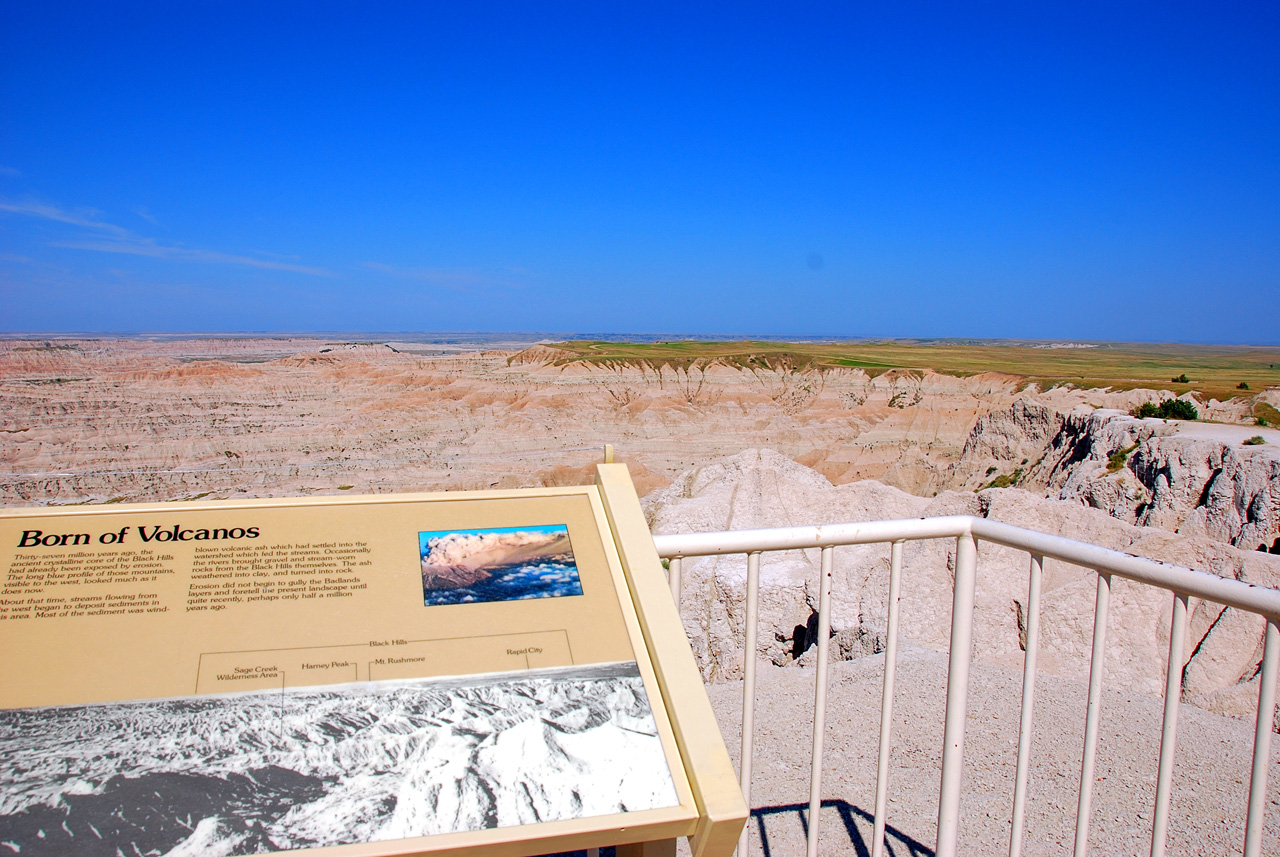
0 464 745 857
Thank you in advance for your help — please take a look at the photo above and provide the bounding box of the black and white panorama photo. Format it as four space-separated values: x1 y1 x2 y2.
0 661 679 856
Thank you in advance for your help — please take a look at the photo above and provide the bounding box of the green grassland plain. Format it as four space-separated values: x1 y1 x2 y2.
546 340 1280 405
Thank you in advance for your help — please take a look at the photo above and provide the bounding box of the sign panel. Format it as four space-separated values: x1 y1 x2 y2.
0 486 702 856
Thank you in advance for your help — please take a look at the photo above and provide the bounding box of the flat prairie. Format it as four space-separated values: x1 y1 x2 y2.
550 339 1280 403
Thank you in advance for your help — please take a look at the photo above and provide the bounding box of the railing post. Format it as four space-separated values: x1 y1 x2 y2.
1150 592 1188 857
806 545 835 857
1074 571 1112 857
1009 553 1044 857
667 555 683 606
738 551 762 857
936 531 979 857
872 539 905 857
1244 617 1279 857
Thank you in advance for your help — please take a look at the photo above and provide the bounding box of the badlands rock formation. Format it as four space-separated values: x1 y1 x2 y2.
645 449 1280 729
3 338 1276 518
953 402 1280 553
0 338 1091 503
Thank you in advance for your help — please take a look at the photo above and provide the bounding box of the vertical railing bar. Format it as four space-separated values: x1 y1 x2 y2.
872 539 905 857
668 555 683 606
1009 552 1044 857
1150 591 1189 857
806 545 835 857
1243 617 1279 857
936 532 979 857
738 550 762 857
1073 571 1112 857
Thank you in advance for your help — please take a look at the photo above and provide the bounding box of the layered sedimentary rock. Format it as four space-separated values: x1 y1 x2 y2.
4 338 1275 538
420 530 572 591
0 339 1034 503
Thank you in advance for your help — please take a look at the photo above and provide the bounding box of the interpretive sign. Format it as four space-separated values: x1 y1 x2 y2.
0 466 746 857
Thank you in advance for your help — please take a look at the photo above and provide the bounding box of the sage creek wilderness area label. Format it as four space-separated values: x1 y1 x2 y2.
418 524 583 606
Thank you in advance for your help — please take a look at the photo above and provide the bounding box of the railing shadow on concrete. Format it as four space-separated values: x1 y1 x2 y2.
654 515 1280 857
754 799 934 857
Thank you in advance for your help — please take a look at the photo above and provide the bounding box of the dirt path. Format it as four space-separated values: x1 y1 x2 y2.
701 646 1279 856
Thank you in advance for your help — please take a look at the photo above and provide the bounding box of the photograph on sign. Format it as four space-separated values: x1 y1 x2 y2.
418 524 582 606
0 661 678 856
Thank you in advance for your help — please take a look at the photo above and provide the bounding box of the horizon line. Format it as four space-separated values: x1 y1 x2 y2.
1 331 1279 349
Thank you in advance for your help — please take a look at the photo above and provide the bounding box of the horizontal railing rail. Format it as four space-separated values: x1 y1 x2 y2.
652 516 1280 857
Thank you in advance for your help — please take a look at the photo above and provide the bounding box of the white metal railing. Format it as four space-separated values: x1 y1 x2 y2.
652 516 1280 857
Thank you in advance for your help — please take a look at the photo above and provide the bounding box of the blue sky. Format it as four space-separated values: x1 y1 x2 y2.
1 3 1277 341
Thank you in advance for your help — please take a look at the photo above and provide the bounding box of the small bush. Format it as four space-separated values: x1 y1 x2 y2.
1172 373 1189 383
1161 399 1198 420
1132 399 1198 421
1255 402 1280 427
1237 381 1250 390
1108 443 1140 472
1243 436 1266 446
980 467 1024 490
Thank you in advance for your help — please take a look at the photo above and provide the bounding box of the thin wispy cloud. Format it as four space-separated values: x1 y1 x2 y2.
133 206 160 226
0 166 21 178
363 261 524 291
244 249 304 262
55 237 334 276
0 198 130 236
1 196 333 277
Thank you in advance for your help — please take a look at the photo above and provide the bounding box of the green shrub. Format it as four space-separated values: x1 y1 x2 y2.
1132 399 1198 421
1172 373 1189 383
1237 381 1250 390
980 467 1024 490
1161 399 1198 420
1243 436 1266 446
1108 443 1140 472
1255 402 1280 427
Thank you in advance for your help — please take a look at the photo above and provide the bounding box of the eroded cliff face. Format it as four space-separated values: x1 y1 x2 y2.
952 402 1280 554
644 449 1280 729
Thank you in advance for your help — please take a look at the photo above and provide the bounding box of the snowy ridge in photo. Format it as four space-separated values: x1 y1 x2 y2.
0 661 678 856
419 524 584 605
